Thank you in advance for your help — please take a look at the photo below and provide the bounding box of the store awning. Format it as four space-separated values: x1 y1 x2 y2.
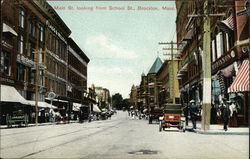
93 104 101 113
228 60 249 93
73 102 81 111
28 100 57 109
219 13 235 34
0 84 30 105
3 23 18 36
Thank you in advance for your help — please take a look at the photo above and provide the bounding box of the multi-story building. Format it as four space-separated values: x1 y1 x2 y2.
138 72 148 109
175 0 249 126
95 87 111 109
1 0 90 123
129 85 138 109
67 37 89 102
147 57 163 107
157 59 180 106
136 57 163 111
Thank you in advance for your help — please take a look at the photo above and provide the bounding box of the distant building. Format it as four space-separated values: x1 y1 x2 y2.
95 87 110 109
157 59 180 106
147 57 163 107
129 85 138 109
67 38 89 102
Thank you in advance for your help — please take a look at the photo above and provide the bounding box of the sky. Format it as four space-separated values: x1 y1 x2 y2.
48 1 177 98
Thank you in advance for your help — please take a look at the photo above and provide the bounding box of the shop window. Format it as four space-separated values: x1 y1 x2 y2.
1 51 11 76
18 35 24 54
16 63 25 81
19 7 25 28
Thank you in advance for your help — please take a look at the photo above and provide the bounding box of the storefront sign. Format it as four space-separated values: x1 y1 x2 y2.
212 50 235 71
0 77 15 84
46 20 67 44
2 40 13 49
16 54 35 67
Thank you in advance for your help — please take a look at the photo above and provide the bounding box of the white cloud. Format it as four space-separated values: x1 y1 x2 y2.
85 34 137 59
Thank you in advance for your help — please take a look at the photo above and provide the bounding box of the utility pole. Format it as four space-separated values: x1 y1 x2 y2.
201 0 212 131
159 41 181 104
35 49 39 126
34 23 41 126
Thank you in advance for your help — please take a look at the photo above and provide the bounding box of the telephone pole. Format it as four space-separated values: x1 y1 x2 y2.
159 41 181 104
201 0 212 131
35 49 39 126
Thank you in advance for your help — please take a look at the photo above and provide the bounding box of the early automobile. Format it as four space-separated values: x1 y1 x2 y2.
159 104 185 132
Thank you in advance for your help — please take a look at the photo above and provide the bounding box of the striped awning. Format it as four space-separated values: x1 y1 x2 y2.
228 60 249 93
219 13 235 35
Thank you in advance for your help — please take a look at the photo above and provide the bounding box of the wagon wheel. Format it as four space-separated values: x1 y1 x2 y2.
149 117 152 124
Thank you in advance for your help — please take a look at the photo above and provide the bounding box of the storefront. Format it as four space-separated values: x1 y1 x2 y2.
0 84 32 125
228 59 249 126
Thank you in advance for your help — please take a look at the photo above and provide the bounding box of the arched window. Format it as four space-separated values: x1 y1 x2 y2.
211 9 235 62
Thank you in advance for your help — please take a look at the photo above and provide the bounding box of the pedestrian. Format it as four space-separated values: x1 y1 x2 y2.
189 100 198 129
183 103 189 126
221 99 231 131
229 101 238 127
210 104 217 124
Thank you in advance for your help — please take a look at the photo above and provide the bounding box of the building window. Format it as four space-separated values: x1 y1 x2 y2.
28 68 35 84
1 51 11 75
18 35 24 54
28 41 35 60
39 48 43 63
16 63 25 81
212 40 216 62
38 70 43 86
19 7 25 28
29 21 37 37
216 32 224 58
212 29 234 61
39 24 44 42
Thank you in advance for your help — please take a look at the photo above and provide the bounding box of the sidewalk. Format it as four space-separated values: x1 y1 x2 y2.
185 121 249 135
0 120 79 129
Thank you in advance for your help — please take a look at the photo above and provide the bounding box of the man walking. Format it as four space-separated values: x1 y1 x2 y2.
221 99 231 131
189 100 198 129
183 103 189 126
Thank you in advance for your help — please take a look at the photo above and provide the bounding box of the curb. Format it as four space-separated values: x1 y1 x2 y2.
0 121 79 129
194 130 249 135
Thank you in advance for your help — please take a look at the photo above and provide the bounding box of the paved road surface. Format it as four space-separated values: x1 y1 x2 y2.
0 111 248 159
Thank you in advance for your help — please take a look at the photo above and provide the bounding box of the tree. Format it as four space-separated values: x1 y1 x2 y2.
112 93 123 110
121 98 130 110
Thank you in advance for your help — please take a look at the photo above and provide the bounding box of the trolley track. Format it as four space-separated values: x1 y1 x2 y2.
19 120 124 159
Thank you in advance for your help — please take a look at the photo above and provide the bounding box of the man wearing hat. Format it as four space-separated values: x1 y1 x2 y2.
221 100 231 131
189 99 198 129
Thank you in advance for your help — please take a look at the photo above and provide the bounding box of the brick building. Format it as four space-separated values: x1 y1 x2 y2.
175 0 249 126
1 0 90 124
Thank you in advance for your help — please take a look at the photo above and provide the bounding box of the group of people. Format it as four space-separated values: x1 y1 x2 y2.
183 98 238 131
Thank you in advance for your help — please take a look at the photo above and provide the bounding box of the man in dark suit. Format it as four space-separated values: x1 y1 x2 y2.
189 100 198 129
